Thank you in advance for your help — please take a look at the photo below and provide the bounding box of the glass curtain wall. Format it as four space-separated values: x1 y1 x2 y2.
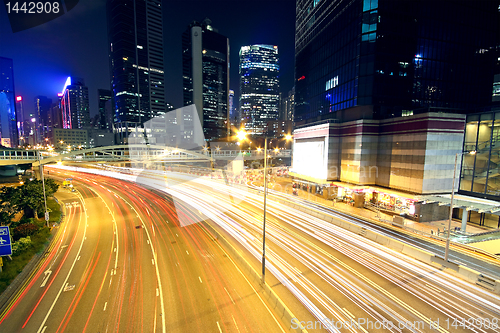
461 111 500 197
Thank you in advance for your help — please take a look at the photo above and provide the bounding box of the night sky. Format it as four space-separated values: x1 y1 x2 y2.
0 0 296 118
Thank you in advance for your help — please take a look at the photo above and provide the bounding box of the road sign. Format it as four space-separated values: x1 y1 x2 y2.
0 226 12 256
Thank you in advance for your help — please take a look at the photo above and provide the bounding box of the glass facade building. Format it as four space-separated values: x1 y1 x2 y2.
98 89 113 132
61 77 90 130
461 109 500 199
0 57 18 147
239 45 280 135
295 0 499 125
107 0 165 143
34 95 52 139
182 19 229 142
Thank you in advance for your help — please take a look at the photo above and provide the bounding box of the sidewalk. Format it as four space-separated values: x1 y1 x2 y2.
267 177 497 243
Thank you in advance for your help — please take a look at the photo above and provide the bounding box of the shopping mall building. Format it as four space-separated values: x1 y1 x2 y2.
291 0 500 227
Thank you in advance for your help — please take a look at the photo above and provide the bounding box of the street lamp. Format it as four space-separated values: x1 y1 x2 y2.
31 118 37 146
36 149 49 227
238 131 292 285
444 150 476 261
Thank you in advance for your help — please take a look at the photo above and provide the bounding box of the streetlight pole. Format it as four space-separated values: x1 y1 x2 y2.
237 131 292 285
262 137 268 285
444 151 474 261
37 150 49 227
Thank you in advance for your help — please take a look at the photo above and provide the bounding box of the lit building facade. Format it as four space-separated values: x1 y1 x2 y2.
0 57 18 147
291 0 499 195
107 0 166 144
98 89 113 132
15 96 24 145
34 95 52 139
239 45 280 135
182 18 229 142
51 128 88 149
281 87 295 122
295 0 498 124
461 109 500 199
61 77 90 130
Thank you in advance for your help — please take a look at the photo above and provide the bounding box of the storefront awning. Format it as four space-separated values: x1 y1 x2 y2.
417 194 500 215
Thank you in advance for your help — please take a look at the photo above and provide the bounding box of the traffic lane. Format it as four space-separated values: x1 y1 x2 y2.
68 175 160 333
4 193 87 333
111 180 286 333
40 170 160 333
269 185 500 278
219 185 500 330
169 177 500 332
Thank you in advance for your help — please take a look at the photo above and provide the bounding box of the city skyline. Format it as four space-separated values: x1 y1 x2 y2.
0 0 296 122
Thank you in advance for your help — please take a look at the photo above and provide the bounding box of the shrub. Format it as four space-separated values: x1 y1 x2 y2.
12 223 39 241
11 236 32 255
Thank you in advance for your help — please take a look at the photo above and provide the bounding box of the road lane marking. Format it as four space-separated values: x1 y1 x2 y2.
35 191 88 333
41 326 47 333
199 276 203 283
217 321 222 333
232 315 240 333
224 287 235 304
40 270 52 288
103 302 107 311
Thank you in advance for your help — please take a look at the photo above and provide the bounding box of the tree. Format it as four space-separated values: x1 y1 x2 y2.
0 186 22 225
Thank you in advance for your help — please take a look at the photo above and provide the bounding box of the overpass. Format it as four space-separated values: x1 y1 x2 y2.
0 145 291 166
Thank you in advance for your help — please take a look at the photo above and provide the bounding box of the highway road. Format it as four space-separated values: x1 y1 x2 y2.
87 166 500 333
0 169 286 333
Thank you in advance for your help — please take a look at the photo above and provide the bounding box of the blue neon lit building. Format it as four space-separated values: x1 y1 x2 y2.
0 57 18 147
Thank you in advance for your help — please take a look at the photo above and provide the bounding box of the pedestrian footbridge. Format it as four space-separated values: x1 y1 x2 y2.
0 145 291 166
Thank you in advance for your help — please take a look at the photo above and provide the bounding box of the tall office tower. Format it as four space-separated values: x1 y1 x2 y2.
34 96 52 140
239 45 280 136
281 87 295 122
98 89 113 131
50 102 62 130
15 96 24 144
0 57 18 147
294 0 499 124
60 77 90 130
107 0 166 144
291 0 500 195
182 18 230 142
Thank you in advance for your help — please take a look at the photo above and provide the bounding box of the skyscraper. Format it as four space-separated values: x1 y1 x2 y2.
294 0 498 124
107 0 166 144
98 89 113 132
239 45 280 136
281 87 295 122
34 95 52 140
60 77 91 130
0 57 18 147
290 0 500 195
182 18 229 142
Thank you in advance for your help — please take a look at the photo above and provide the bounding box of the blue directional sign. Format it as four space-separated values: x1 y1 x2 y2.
0 226 12 256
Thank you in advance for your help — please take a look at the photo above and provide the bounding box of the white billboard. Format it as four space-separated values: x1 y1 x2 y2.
292 138 327 180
